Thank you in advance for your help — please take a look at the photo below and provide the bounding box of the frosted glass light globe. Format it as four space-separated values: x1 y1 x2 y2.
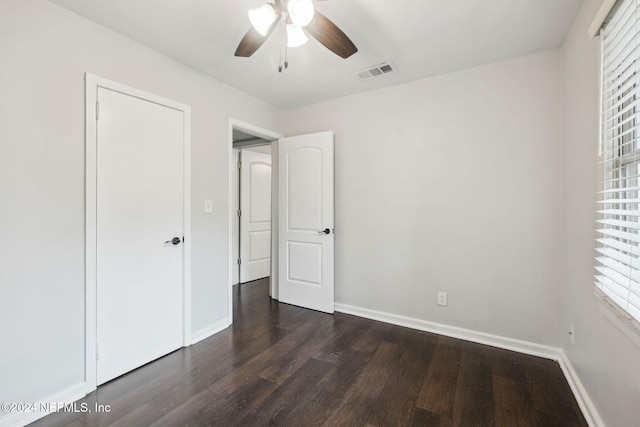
287 23 308 47
248 4 277 36
287 0 314 27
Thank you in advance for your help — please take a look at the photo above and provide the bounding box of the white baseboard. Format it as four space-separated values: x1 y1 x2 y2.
335 303 559 358
190 317 231 345
0 382 87 427
557 353 605 427
334 303 603 427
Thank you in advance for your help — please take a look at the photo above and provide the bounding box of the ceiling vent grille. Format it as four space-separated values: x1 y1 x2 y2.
357 62 398 81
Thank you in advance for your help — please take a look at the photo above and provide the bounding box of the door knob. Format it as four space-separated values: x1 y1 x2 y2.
318 228 331 235
165 237 181 245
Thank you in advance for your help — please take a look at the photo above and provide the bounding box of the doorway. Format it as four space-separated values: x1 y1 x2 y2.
228 120 282 320
227 121 336 320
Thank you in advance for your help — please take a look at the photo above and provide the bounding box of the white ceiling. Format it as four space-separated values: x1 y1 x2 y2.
49 0 583 109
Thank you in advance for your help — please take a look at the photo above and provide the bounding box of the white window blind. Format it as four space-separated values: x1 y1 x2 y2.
597 0 640 325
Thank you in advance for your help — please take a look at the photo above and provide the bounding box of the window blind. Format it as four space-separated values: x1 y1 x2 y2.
597 0 640 324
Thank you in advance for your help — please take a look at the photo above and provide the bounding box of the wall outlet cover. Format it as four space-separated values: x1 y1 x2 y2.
437 291 448 306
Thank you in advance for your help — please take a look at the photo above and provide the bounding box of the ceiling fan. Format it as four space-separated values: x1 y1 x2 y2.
235 0 358 65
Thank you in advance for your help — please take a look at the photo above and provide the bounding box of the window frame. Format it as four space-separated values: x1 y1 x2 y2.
595 0 640 339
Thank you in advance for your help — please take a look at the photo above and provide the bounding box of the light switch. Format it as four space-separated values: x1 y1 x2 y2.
204 200 213 214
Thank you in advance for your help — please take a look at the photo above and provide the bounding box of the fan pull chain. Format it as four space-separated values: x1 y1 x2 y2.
278 19 283 72
285 44 289 69
277 19 289 72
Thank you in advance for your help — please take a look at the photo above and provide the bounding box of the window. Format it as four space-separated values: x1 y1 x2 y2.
596 0 640 330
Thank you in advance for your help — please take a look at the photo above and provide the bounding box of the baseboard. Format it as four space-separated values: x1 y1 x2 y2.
335 303 559 359
190 317 231 345
0 382 87 427
334 303 602 427
557 352 605 427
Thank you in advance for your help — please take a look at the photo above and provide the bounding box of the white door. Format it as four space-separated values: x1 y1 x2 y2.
240 149 272 282
96 87 184 385
278 131 334 313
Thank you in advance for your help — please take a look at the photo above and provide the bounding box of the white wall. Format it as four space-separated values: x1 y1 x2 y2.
285 50 564 346
0 0 282 419
562 0 640 425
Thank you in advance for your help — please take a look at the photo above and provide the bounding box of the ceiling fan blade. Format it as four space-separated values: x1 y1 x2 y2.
234 22 277 57
305 11 357 59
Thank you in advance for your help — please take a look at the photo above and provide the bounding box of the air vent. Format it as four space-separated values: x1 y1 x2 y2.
357 62 398 81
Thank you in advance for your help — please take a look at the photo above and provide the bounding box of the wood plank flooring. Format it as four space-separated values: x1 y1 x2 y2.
30 278 587 427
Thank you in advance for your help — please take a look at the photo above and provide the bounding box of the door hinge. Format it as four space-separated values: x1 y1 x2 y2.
237 209 241 217
237 161 242 169
96 101 100 120
237 258 241 265
96 342 99 361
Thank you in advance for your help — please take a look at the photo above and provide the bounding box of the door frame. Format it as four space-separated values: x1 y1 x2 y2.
228 119 282 319
85 73 192 392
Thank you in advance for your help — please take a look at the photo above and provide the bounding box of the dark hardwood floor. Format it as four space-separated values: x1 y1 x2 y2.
30 278 587 427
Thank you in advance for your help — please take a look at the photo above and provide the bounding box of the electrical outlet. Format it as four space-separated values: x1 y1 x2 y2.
204 199 213 214
437 291 448 306
568 324 575 344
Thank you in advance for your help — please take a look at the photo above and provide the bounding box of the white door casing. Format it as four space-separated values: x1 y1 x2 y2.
85 74 191 390
240 149 272 282
278 131 335 313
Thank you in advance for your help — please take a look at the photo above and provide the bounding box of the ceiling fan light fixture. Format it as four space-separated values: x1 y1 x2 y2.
286 23 308 47
287 0 314 27
248 3 276 36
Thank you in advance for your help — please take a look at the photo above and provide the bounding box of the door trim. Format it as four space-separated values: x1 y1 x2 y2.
228 119 282 321
85 73 192 392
